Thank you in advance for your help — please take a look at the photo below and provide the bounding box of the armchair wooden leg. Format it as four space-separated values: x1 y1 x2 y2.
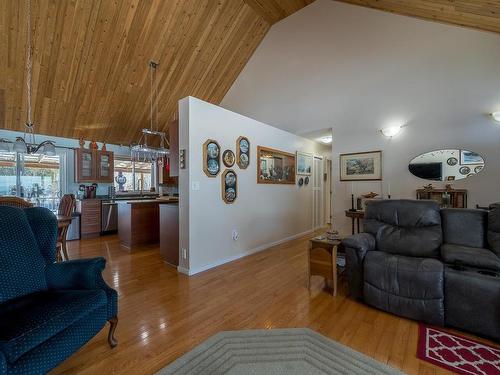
108 317 118 348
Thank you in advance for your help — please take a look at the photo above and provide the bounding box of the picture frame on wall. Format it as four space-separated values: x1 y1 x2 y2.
340 150 382 181
257 146 296 184
296 151 312 175
236 136 250 169
460 150 483 165
221 169 237 204
202 139 221 177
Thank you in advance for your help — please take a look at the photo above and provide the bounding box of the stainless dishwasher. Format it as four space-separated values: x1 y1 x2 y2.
101 201 118 234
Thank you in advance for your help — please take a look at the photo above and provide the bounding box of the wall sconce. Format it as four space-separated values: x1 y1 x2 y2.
492 112 500 123
380 125 404 138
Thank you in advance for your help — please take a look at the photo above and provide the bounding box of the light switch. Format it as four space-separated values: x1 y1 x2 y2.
192 181 200 191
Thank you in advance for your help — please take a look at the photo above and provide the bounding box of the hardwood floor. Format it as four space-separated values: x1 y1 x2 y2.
51 233 494 374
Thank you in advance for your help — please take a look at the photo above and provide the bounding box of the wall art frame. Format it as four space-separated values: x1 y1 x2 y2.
257 146 296 185
202 139 221 177
339 150 382 181
236 136 250 169
221 169 237 204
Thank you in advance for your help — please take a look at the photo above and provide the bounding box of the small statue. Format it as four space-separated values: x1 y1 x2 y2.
361 192 379 199
101 142 107 151
79 137 85 148
445 184 453 191
90 140 98 150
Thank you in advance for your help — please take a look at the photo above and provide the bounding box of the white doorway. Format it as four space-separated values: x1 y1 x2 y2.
313 156 324 229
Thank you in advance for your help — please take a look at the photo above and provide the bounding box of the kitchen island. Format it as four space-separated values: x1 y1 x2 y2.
117 197 178 249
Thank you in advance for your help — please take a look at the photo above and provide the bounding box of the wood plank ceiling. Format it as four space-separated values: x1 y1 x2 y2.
336 1 500 34
0 0 314 145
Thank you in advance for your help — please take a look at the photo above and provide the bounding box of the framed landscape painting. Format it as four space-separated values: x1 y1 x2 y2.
296 151 312 175
340 151 382 181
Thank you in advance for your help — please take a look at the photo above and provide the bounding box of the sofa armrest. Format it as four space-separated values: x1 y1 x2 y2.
45 258 117 319
0 351 6 375
342 233 376 300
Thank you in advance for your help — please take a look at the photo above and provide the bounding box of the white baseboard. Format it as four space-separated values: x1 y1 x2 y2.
184 229 314 276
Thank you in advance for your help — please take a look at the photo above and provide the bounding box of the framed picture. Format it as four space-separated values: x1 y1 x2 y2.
340 151 382 181
221 169 237 204
257 146 295 184
236 136 250 169
460 150 483 165
296 151 312 175
202 139 220 177
222 150 235 167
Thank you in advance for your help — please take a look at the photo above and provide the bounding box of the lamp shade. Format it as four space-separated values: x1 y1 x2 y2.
13 138 27 153
0 139 10 152
42 141 56 156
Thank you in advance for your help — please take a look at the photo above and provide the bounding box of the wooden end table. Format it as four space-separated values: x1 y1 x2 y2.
345 210 364 235
307 236 344 297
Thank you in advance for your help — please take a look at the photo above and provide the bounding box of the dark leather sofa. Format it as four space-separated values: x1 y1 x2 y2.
343 200 500 341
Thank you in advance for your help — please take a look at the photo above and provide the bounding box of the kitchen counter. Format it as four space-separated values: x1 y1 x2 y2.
121 198 178 204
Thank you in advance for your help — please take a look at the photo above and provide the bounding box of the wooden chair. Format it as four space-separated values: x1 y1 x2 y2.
0 196 33 208
56 194 76 261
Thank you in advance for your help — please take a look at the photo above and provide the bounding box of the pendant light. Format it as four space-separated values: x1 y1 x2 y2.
130 61 169 162
2 0 56 155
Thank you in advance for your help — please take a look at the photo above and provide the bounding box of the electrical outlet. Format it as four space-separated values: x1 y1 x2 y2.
182 248 188 259
232 230 238 241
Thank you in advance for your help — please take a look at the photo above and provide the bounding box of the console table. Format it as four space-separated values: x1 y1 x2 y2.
345 210 365 235
416 189 467 208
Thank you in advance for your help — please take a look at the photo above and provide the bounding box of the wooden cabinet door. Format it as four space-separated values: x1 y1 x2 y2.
97 151 114 183
75 149 96 182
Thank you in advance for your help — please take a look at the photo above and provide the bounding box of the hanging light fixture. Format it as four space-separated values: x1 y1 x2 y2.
1 0 56 156
130 61 169 162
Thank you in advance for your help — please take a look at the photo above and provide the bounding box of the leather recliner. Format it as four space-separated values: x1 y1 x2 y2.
343 199 500 341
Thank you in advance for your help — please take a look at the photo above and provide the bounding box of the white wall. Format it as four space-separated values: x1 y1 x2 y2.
179 97 326 275
220 0 500 235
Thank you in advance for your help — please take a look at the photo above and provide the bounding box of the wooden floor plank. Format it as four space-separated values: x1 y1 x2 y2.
48 233 497 374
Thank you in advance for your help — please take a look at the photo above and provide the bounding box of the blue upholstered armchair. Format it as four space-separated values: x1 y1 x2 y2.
0 206 118 374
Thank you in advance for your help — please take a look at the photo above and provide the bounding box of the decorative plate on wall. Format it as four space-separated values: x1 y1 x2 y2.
447 157 458 166
203 139 220 177
237 136 250 169
223 150 235 167
304 176 310 185
459 166 471 175
222 169 237 204
298 177 304 186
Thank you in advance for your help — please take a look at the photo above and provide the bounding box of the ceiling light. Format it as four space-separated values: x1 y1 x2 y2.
492 112 500 122
319 136 332 144
131 61 170 162
380 125 404 138
0 139 11 152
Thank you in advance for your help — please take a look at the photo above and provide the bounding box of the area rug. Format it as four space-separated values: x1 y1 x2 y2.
417 324 500 375
156 328 403 375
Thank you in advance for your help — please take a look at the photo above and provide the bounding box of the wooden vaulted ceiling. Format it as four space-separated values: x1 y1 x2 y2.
0 0 314 145
337 1 500 34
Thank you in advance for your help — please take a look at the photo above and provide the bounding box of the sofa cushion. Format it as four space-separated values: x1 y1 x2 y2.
441 208 488 248
364 251 444 325
364 200 442 258
0 207 47 304
441 244 500 271
488 203 500 257
0 290 107 363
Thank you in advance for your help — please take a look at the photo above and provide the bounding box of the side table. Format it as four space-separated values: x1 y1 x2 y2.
308 236 344 297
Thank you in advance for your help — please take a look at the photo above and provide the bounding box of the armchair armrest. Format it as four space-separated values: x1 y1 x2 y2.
45 257 117 319
342 233 376 300
342 233 376 260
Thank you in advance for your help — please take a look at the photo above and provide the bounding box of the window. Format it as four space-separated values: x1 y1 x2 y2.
114 157 154 193
0 152 62 210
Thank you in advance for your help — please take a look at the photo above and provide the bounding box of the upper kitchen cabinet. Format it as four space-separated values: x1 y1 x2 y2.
97 151 114 183
75 149 114 183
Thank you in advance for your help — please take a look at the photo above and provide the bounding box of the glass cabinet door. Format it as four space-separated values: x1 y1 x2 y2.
100 154 110 177
97 151 114 182
81 151 93 179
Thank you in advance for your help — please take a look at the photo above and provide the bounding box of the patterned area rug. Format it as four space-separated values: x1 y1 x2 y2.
417 324 500 375
156 328 403 375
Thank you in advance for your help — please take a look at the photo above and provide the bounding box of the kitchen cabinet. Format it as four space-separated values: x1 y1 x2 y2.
76 199 101 238
75 149 114 183
160 203 179 266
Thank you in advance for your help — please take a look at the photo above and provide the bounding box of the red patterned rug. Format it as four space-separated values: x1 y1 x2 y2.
417 324 500 375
